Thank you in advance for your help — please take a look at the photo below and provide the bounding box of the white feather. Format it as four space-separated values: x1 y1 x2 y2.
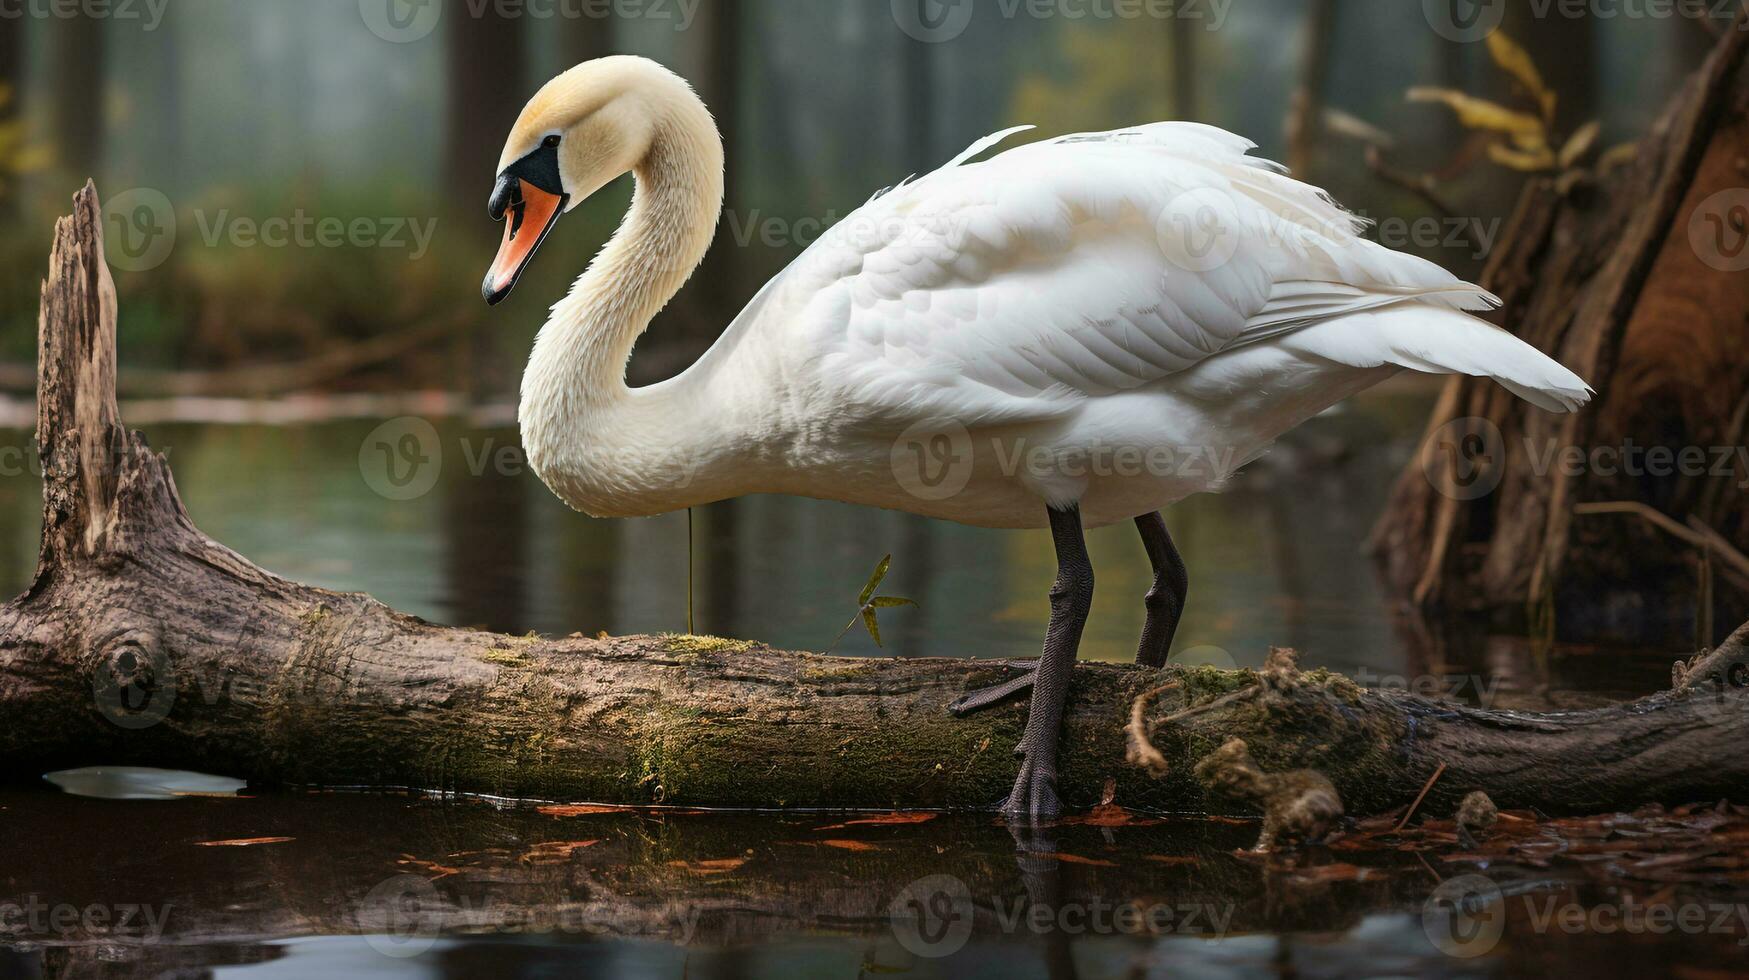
521 104 1593 529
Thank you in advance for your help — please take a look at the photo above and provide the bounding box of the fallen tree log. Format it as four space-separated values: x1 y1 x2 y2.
0 186 1745 814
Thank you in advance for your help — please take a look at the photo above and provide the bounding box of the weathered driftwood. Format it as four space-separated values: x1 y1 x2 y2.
0 185 1746 815
1370 15 1749 637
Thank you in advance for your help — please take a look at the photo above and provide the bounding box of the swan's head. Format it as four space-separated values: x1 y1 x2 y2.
483 56 689 305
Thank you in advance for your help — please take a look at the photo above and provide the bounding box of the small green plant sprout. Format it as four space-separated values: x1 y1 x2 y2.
830 554 918 650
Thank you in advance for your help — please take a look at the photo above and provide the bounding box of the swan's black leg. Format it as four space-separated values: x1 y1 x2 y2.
1134 511 1188 669
995 505 1094 819
949 510 1184 719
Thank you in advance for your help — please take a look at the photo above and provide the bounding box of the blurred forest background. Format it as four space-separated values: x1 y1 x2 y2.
0 0 1721 402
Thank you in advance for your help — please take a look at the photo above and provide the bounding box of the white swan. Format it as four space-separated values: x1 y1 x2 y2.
484 56 1590 818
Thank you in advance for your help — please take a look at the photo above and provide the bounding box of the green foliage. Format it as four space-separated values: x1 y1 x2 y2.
832 554 918 650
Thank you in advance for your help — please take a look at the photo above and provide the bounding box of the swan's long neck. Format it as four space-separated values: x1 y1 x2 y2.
519 88 732 518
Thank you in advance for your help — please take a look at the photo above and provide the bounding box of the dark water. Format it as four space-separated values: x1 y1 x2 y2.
6 772 1749 979
0 387 1723 977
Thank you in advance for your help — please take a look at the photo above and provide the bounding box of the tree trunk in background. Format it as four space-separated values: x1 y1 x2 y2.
50 14 104 180
141 18 182 190
1168 11 1196 120
1285 0 1336 176
445 11 527 398
1501 0 1597 138
1370 21 1749 646
557 8 613 69
442 455 530 635
645 0 742 362
444 10 527 204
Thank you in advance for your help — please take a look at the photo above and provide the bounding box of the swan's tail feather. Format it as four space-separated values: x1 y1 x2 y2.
1284 304 1593 413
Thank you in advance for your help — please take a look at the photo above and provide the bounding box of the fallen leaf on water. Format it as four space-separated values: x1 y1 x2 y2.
397 855 462 880
537 804 631 817
667 857 747 874
821 839 881 852
1042 853 1117 867
1286 863 1377 885
817 812 938 830
1063 804 1165 828
521 840 603 863
196 837 293 847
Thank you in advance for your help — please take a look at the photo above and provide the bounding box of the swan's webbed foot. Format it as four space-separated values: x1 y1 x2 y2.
1000 749 1063 821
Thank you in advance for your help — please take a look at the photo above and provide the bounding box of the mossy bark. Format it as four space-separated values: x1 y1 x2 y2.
2 186 1746 815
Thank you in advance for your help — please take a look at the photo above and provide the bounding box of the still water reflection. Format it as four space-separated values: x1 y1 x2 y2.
6 773 1749 979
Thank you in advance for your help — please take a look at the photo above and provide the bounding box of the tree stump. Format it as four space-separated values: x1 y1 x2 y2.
1369 21 1749 643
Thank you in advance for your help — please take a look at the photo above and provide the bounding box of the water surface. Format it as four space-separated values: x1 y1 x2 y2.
0 386 1719 978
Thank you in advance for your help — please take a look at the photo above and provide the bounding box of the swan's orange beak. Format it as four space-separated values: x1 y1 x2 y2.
484 142 569 306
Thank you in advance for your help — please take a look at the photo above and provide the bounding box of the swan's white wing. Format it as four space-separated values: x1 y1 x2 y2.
735 122 1540 429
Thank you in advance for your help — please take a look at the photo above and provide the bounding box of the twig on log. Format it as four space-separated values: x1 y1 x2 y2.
1123 681 1177 776
1395 762 1448 832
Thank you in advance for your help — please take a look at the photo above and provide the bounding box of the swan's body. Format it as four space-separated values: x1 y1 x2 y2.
486 56 1590 816
502 59 1586 531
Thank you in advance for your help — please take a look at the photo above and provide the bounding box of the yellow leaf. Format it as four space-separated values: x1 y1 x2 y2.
1486 32 1558 123
13 145 53 173
1487 143 1557 172
1407 88 1545 139
1559 121 1600 169
1509 128 1551 154
1598 141 1640 172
